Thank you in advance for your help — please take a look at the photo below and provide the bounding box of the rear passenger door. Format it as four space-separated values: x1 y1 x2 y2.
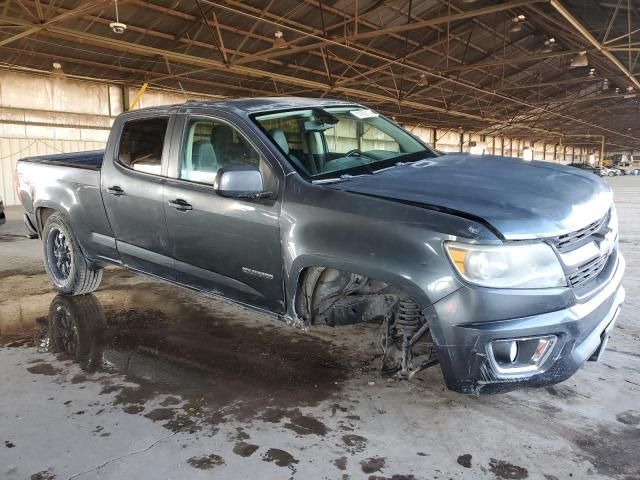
163 114 284 313
101 114 175 279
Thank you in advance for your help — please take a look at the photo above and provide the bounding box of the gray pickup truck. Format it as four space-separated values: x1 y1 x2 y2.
15 98 625 394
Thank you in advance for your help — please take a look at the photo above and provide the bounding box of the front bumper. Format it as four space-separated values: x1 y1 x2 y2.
430 252 626 394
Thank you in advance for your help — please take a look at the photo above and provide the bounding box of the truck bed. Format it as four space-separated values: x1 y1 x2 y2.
16 150 116 263
20 150 104 170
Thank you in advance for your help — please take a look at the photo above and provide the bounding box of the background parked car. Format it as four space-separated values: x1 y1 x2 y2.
568 163 601 175
599 166 617 177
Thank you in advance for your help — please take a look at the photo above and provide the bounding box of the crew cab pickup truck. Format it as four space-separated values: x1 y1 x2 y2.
15 98 625 394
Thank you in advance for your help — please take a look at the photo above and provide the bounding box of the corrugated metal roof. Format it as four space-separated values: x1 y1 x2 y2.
0 0 637 149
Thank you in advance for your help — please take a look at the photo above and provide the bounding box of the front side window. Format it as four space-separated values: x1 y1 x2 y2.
117 117 168 175
180 118 260 184
253 106 435 180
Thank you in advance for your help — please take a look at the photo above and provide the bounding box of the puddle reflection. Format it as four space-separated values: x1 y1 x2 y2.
24 291 351 424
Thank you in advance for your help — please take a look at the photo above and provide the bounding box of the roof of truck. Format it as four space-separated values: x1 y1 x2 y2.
130 97 359 116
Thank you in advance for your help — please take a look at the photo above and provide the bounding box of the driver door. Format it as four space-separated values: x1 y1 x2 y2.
163 114 284 313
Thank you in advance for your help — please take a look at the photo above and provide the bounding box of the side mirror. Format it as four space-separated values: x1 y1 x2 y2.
214 164 273 200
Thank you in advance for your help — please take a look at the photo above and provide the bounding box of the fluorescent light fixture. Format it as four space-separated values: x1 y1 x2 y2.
508 15 525 33
570 51 588 68
273 30 287 49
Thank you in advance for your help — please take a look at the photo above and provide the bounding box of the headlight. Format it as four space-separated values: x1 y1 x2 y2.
445 241 566 289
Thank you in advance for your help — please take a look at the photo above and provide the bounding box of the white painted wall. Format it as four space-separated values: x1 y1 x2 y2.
0 71 197 205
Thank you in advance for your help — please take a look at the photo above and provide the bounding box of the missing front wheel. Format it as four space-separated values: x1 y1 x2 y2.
381 299 438 379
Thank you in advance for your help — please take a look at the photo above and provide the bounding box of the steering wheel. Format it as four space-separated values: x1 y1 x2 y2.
344 149 362 157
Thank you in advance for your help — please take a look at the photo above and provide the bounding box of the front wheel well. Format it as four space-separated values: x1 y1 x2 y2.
294 266 407 327
294 266 438 378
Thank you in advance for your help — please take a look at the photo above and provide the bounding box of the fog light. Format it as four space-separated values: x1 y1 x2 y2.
492 340 518 365
531 337 554 363
489 335 557 375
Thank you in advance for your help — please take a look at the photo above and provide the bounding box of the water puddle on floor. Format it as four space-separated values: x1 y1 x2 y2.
0 270 367 434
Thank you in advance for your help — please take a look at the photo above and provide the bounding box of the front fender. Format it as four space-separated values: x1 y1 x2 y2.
279 178 494 322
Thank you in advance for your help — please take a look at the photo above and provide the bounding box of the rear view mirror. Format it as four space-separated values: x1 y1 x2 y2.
303 120 335 132
312 108 339 125
214 165 273 200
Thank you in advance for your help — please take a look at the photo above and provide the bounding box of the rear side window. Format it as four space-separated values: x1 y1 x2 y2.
117 117 168 175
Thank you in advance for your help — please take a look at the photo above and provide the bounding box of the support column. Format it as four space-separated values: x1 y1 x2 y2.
122 84 130 112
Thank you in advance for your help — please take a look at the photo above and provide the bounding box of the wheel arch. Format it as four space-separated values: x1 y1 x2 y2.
36 206 57 233
285 254 433 326
36 203 95 259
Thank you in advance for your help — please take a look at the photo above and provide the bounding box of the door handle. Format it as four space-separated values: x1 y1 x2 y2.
168 198 193 211
107 186 125 196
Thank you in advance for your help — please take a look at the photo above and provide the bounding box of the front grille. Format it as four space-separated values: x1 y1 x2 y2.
568 255 609 289
553 212 609 253
552 208 615 293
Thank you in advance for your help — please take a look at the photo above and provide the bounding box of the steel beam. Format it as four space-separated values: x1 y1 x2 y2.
549 0 640 90
226 0 547 66
0 0 110 48
441 50 582 73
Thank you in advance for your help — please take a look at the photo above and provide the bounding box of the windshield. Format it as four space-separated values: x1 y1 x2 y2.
253 106 436 180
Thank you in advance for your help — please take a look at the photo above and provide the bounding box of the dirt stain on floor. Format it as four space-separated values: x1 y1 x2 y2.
574 425 640 479
30 471 56 480
488 458 529 479
343 433 368 453
144 408 176 422
332 456 347 471
262 448 298 467
26 363 62 376
457 453 472 468
259 408 330 436
122 404 144 415
361 456 386 474
187 453 225 470
232 441 259 458
367 475 417 480
545 385 578 400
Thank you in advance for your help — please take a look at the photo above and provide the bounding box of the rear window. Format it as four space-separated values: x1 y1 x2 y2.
117 117 168 175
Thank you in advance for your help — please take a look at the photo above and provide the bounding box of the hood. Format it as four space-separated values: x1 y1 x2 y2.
328 154 612 240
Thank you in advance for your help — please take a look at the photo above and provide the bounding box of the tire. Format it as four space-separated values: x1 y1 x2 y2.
42 212 103 295
608 171 615 177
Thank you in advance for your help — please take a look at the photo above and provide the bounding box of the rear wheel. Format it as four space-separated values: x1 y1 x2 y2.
42 212 103 295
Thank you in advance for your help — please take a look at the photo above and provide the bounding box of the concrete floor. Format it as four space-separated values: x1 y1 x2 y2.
1 177 638 480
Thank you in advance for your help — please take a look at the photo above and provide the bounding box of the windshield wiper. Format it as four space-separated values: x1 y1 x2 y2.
371 162 409 174
312 173 372 185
